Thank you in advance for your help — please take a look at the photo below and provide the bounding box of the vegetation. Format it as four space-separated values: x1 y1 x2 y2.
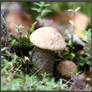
1 2 91 91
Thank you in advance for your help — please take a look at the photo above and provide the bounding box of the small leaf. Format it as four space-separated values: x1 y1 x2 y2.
69 20 74 25
75 7 81 12
1 48 6 52
28 21 37 34
19 30 22 33
44 4 50 7
64 29 69 35
86 61 91 65
32 8 41 13
40 2 45 6
36 16 42 21
15 28 18 32
67 9 73 12
41 9 51 16
5 50 11 56
18 24 24 29
11 39 17 45
34 2 42 7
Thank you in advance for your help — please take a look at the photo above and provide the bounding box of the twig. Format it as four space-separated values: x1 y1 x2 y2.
65 75 77 85
65 77 74 85
13 64 22 74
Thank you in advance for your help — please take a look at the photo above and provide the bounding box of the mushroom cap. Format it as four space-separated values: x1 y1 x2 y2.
30 27 66 51
57 60 78 78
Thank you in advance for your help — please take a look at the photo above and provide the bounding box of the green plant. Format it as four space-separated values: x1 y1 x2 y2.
57 28 91 72
14 24 24 38
7 24 34 57
28 21 37 35
76 46 91 71
83 29 91 44
32 2 51 21
1 2 91 91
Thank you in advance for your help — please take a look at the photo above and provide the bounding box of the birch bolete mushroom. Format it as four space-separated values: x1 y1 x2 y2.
30 27 66 74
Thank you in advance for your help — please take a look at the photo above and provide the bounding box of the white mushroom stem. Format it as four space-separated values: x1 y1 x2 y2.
32 47 55 74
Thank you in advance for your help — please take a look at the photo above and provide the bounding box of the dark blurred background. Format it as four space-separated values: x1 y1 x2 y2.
1 2 91 36
1 2 91 20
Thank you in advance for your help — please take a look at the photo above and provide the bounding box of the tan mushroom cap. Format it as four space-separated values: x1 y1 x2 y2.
57 60 78 78
30 27 66 51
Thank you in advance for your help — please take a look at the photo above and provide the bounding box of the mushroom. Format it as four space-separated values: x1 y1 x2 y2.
57 60 78 78
30 27 66 74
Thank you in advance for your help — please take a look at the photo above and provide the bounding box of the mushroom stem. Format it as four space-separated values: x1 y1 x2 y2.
32 47 55 75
